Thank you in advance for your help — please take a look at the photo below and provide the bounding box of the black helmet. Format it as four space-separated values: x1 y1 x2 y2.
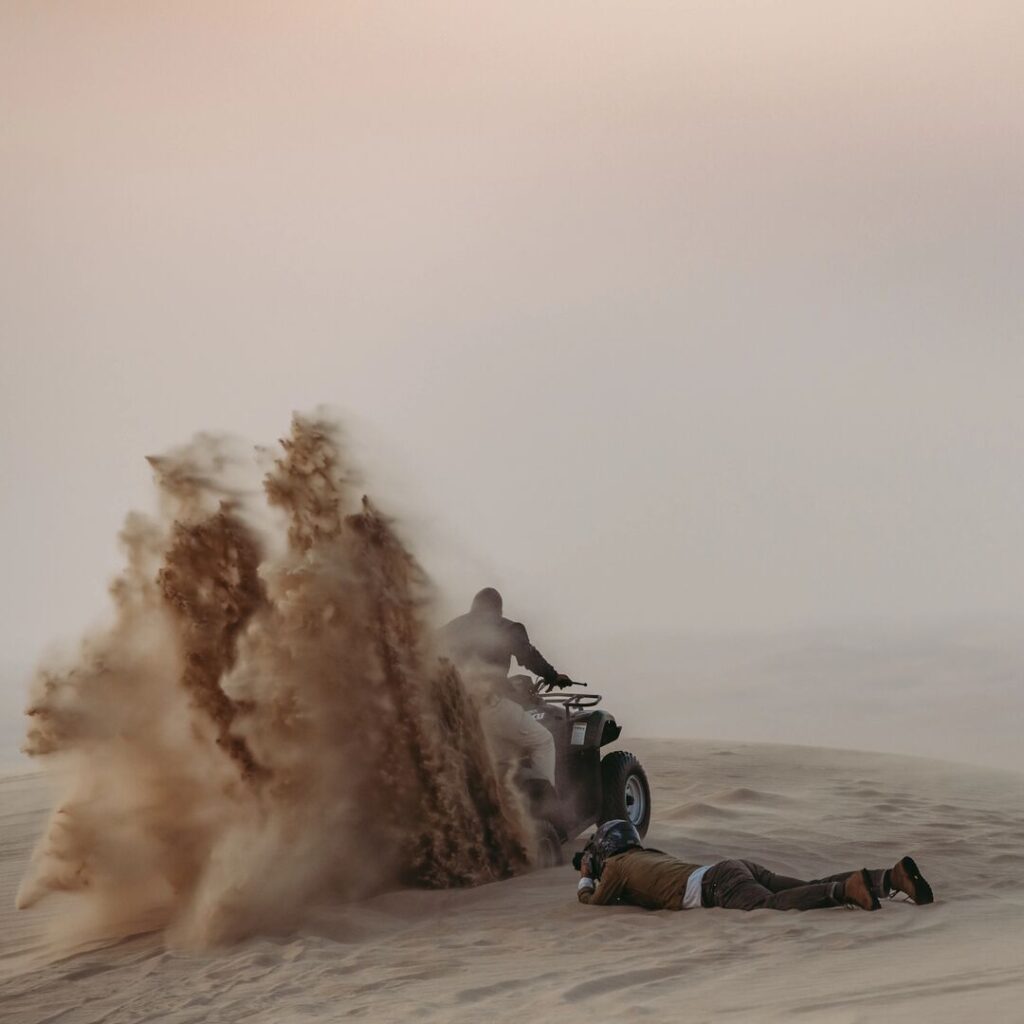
471 587 503 617
583 819 642 877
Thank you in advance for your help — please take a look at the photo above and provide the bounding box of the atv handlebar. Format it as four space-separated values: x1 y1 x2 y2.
539 677 587 694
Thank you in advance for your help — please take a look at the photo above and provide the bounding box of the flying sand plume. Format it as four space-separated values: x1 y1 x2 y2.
17 415 531 946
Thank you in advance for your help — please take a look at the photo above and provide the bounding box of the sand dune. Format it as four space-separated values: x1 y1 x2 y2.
2 739 1022 1023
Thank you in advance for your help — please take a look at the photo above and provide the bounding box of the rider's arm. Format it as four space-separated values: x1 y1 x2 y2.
577 860 627 905
507 621 558 683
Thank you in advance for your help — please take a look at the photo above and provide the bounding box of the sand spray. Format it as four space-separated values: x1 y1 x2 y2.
17 415 531 946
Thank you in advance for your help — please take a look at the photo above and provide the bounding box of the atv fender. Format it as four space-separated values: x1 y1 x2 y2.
569 710 621 750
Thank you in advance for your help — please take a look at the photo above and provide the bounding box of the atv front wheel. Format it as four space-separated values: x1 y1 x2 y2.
600 751 651 837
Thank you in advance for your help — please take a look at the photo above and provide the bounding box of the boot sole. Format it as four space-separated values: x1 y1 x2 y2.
899 856 934 905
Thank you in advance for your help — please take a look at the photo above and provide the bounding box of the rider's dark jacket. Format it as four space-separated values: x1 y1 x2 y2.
440 609 558 683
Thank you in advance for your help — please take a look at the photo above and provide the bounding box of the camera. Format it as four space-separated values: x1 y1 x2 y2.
572 849 598 877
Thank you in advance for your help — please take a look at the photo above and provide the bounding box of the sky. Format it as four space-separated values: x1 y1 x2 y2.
2 2 1022 767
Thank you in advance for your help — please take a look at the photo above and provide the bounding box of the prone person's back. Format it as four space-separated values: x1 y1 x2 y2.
585 848 704 909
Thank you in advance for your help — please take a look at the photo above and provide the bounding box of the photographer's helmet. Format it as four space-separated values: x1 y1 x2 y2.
585 818 642 876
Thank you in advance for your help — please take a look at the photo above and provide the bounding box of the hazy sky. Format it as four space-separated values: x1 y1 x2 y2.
2 2 1023 760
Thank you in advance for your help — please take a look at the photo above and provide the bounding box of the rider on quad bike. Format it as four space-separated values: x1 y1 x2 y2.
441 588 652 866
440 587 571 788
441 587 570 689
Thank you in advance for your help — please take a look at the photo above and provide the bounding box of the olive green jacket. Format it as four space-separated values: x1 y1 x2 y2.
578 849 702 910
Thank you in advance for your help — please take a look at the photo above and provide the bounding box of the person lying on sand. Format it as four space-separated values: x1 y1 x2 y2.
575 820 934 912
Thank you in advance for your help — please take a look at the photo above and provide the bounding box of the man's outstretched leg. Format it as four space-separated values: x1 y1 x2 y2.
702 859 880 911
705 856 934 911
757 856 934 905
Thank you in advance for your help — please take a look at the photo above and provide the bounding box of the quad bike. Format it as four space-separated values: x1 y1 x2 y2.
501 675 651 867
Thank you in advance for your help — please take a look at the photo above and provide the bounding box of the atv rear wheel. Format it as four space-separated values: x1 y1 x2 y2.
600 751 651 837
533 821 564 868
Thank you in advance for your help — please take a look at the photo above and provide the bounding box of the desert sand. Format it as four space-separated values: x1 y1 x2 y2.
2 738 1022 1024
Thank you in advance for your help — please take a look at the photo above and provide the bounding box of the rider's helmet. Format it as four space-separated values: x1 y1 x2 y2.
471 587 503 617
584 818 642 877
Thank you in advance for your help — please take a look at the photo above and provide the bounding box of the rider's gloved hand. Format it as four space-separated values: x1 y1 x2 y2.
553 673 573 689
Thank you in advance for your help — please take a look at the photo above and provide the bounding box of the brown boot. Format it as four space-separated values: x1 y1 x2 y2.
843 869 881 911
889 856 934 905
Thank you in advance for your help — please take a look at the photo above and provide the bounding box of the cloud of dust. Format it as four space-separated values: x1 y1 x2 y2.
16 415 531 947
